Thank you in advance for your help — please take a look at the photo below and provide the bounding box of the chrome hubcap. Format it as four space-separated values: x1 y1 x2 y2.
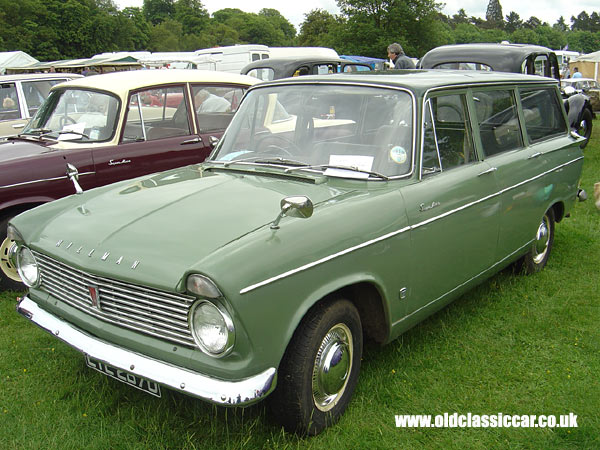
532 215 550 264
312 323 353 412
0 237 21 282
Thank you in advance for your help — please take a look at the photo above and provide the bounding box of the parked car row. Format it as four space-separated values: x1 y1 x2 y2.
0 69 258 289
11 70 586 434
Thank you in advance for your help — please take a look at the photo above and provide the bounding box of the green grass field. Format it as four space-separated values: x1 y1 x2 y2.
1 122 599 449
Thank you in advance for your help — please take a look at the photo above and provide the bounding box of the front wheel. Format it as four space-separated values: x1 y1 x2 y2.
270 298 363 435
518 208 555 274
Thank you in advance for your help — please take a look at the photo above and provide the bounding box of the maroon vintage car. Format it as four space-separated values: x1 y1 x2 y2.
0 69 257 289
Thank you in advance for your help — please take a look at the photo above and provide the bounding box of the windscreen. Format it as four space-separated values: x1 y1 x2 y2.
211 84 414 179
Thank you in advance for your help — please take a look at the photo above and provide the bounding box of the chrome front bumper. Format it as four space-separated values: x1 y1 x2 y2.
16 295 276 406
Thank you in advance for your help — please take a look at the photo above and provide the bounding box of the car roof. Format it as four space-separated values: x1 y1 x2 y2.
251 69 558 93
419 43 555 71
241 57 368 78
0 72 82 82
52 69 259 96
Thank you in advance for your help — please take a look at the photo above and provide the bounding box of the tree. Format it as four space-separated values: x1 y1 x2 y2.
336 0 445 57
553 16 568 32
147 18 182 50
485 0 503 29
143 0 174 25
504 11 522 33
450 8 469 26
523 16 543 30
298 9 339 47
174 0 209 35
259 8 296 43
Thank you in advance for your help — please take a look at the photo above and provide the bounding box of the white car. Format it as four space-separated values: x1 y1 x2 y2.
0 72 81 137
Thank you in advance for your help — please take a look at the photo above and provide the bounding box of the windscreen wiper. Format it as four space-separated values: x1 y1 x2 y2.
218 156 308 168
40 130 89 140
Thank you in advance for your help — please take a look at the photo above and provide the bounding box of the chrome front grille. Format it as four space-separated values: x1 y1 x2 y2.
33 251 196 347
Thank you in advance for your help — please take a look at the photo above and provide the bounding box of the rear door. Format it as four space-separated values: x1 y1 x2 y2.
92 83 208 186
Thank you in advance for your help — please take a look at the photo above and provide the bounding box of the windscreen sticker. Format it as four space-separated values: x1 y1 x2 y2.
389 146 407 164
325 154 374 179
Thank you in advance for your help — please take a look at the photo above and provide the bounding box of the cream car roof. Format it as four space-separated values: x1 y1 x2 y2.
51 69 259 97
0 73 82 82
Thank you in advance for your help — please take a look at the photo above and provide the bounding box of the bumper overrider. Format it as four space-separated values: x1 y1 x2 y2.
16 296 276 406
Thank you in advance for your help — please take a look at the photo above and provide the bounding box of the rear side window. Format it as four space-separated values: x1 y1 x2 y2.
22 79 67 117
472 89 523 157
519 88 567 143
192 85 247 133
0 82 21 120
422 93 477 175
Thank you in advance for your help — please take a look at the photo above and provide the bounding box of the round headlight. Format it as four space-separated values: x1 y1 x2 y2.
16 247 40 287
189 301 234 356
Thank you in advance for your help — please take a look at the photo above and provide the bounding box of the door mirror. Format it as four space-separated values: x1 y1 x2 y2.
270 196 313 229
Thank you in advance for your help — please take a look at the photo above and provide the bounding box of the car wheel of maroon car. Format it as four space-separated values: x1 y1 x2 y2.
0 214 24 291
270 298 363 436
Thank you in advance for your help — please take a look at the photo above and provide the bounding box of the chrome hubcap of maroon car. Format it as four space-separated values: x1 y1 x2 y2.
533 215 550 264
312 323 353 412
0 237 21 282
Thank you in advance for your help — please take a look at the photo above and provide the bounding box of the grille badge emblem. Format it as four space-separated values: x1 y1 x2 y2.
88 285 101 309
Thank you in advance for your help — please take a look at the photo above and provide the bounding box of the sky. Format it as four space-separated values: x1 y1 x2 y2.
114 0 598 30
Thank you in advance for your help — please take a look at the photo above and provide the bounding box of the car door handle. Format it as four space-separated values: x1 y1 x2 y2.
478 167 497 176
180 137 202 145
528 152 543 159
12 124 25 129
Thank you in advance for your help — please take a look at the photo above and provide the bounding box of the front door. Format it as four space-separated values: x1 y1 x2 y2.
93 84 210 187
402 92 501 317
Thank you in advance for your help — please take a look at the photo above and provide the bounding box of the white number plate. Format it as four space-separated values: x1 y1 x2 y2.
85 355 161 397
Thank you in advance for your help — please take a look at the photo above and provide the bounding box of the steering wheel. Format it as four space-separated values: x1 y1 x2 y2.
59 115 77 128
255 134 298 157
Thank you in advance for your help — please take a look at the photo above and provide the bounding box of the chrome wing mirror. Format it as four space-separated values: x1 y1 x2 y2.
270 196 313 229
66 163 83 195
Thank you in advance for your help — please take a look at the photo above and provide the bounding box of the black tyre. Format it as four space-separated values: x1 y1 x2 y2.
0 214 25 291
518 208 555 274
578 108 593 149
270 298 362 435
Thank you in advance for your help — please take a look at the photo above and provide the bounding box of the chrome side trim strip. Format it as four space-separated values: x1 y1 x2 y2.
16 296 276 406
239 226 411 294
0 171 95 189
240 156 582 294
391 241 531 328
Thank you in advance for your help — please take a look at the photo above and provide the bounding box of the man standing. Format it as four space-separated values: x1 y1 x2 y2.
572 67 583 78
387 43 415 69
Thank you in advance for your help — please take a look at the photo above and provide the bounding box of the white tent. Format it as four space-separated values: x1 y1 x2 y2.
570 50 600 81
0 51 38 74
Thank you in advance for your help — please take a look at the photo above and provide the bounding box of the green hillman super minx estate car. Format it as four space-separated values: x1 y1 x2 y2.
12 70 587 435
